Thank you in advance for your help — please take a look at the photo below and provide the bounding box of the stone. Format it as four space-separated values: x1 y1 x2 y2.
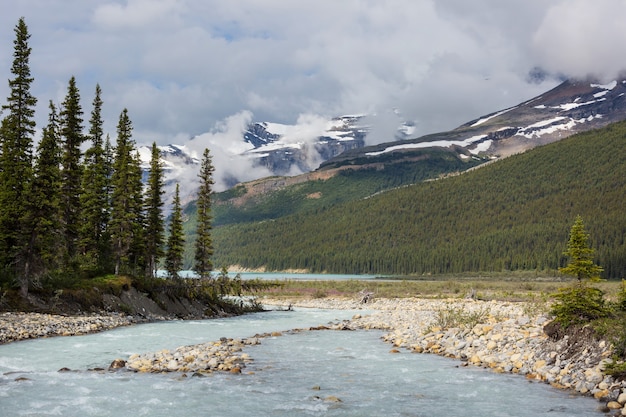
533 360 546 371
594 389 610 400
618 392 626 405
325 396 342 402
166 360 179 371
109 359 126 369
606 401 622 410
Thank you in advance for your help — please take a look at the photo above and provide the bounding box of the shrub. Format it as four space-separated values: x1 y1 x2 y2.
550 282 611 327
428 303 490 331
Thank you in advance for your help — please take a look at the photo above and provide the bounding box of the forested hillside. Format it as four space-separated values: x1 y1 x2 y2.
180 147 485 266
210 121 626 279
211 147 485 226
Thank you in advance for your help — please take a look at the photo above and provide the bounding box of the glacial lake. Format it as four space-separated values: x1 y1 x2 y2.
0 306 604 416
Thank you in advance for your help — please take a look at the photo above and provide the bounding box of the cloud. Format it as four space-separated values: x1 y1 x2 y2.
186 110 272 193
531 0 626 81
1 0 624 163
93 0 183 29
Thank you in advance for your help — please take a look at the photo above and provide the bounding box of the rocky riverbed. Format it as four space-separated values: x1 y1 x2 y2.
2 296 626 414
264 297 626 415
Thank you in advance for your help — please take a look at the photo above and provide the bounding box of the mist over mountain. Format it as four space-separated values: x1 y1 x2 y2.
139 76 626 203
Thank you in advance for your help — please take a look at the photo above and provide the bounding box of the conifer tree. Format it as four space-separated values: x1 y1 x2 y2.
0 17 37 294
109 109 136 275
59 76 84 266
559 215 604 282
193 148 215 278
103 134 114 198
21 101 62 289
128 149 146 272
165 183 185 279
552 215 608 326
79 84 110 273
144 142 165 278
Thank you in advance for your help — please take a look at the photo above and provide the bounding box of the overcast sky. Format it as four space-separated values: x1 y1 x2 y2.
2 0 625 172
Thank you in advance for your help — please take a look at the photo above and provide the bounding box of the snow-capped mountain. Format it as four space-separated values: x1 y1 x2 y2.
324 77 626 167
240 115 369 175
138 114 387 196
139 77 626 200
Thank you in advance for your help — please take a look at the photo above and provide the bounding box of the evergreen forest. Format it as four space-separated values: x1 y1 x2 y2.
209 120 626 279
0 18 220 303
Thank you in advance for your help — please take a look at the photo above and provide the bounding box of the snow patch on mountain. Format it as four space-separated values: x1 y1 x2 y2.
471 106 517 127
366 134 488 156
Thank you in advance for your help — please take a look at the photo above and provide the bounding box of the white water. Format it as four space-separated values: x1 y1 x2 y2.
0 308 604 416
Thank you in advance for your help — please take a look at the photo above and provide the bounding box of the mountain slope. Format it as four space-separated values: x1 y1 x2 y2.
141 77 626 203
321 78 626 168
204 77 626 229
209 120 626 279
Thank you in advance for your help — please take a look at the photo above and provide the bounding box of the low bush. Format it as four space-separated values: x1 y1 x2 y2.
550 282 611 327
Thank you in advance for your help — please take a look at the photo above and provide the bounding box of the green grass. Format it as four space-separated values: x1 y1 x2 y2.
244 276 624 302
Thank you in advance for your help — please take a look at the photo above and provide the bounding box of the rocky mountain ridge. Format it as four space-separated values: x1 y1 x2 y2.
322 78 626 168
140 77 626 199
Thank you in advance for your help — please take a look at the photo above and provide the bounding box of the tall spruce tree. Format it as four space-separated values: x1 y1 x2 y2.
79 84 111 274
128 149 146 272
103 134 114 199
0 17 37 294
59 76 84 267
165 183 185 279
145 143 165 278
109 109 136 275
193 148 215 278
22 101 63 291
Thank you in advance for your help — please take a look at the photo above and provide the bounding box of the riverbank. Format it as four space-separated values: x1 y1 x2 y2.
264 296 626 414
0 311 140 344
2 296 626 413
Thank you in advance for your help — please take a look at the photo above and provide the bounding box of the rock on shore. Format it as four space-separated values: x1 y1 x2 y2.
0 312 137 344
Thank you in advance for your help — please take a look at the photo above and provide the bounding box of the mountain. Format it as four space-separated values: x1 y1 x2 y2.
137 144 200 178
140 77 626 199
208 119 626 279
203 77 626 226
321 78 626 169
177 77 626 276
138 114 416 196
241 115 370 175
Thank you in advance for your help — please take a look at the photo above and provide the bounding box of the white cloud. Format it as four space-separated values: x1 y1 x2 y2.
186 110 272 192
0 0 624 163
531 0 626 81
93 0 184 29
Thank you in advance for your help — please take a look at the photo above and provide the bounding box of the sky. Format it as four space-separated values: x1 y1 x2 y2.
1 0 626 191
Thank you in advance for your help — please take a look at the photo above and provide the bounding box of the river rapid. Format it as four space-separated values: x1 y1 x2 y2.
0 307 604 416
